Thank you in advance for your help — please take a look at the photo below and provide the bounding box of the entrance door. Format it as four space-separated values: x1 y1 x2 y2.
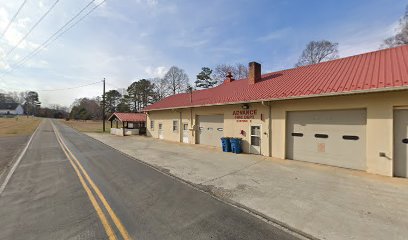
250 125 261 154
158 123 164 139
182 123 189 143
394 109 408 178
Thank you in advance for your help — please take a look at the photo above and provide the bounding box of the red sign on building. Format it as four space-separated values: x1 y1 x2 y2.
233 109 257 120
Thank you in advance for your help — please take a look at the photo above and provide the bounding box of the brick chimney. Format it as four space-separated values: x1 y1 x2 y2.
224 71 234 83
248 62 261 84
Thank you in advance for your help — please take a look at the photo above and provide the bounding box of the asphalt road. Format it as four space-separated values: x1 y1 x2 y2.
0 135 29 172
0 119 300 240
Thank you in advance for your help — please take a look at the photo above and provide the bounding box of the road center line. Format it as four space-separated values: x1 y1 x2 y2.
51 121 132 240
51 121 118 240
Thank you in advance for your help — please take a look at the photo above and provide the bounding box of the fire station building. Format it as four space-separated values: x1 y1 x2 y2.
143 45 408 178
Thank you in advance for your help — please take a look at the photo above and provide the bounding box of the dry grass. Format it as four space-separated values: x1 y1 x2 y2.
0 116 41 136
61 119 111 133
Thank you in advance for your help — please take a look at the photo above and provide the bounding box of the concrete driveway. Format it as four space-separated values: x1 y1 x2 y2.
88 133 408 240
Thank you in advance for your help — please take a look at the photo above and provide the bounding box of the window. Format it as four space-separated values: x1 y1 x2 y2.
172 120 179 132
183 123 188 131
291 133 304 137
315 134 328 139
150 121 154 130
342 135 359 140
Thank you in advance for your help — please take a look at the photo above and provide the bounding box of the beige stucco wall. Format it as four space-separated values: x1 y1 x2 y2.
271 90 408 176
147 103 271 156
146 90 408 177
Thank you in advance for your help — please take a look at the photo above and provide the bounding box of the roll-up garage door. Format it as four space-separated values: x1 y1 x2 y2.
286 109 366 170
394 109 408 178
197 115 224 147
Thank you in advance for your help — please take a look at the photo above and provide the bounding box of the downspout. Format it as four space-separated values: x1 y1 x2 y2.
188 87 195 143
190 108 193 136
261 101 272 157
269 101 272 157
179 111 182 142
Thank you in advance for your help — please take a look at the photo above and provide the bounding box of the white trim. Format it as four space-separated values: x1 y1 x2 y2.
249 124 262 155
150 120 155 130
158 122 163 139
172 119 179 132
0 120 42 196
394 106 408 110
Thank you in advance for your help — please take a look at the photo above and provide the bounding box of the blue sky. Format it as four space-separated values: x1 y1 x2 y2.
0 0 406 106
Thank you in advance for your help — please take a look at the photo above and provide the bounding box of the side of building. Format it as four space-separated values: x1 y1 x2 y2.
144 46 408 178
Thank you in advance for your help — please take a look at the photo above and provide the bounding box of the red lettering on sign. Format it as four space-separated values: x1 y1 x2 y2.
233 109 258 121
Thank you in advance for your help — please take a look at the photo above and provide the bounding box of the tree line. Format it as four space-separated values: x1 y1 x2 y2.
69 63 252 120
69 66 189 120
0 90 68 118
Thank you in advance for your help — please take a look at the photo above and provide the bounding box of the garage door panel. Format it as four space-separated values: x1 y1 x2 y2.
394 110 408 178
198 115 224 147
286 109 366 170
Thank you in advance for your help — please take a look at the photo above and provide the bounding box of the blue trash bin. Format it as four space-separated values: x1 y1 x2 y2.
221 137 231 152
230 138 242 154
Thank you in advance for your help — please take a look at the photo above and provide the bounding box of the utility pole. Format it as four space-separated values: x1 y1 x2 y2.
102 78 106 132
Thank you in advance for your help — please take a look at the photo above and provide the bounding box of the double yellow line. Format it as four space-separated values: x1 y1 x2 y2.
51 121 131 240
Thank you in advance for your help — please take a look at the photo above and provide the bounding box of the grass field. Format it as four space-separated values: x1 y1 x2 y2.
61 120 111 133
0 116 41 136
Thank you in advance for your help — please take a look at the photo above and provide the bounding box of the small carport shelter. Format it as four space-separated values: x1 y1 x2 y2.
108 112 147 136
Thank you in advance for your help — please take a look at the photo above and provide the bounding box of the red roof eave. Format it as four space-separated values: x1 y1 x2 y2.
108 112 147 122
143 45 408 112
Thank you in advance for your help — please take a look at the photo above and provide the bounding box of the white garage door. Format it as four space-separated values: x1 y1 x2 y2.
286 109 366 170
394 109 408 178
197 115 224 147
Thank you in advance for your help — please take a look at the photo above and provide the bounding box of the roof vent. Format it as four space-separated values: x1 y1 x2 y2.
224 71 234 83
248 62 261 84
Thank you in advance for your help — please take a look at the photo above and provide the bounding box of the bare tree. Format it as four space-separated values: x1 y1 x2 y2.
212 63 249 84
163 66 189 95
234 63 249 79
151 77 171 101
295 40 339 67
213 64 234 83
381 5 408 48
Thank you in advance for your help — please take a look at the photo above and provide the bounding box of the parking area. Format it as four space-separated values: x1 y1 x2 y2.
87 132 408 240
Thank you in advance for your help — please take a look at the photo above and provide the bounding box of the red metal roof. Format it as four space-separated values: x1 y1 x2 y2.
144 45 408 111
108 112 147 122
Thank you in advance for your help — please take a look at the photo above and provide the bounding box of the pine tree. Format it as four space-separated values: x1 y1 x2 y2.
195 67 216 88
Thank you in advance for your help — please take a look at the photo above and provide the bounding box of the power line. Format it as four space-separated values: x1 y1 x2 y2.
0 0 105 80
0 80 102 92
0 0 28 39
106 82 122 89
36 80 102 91
5 0 61 58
